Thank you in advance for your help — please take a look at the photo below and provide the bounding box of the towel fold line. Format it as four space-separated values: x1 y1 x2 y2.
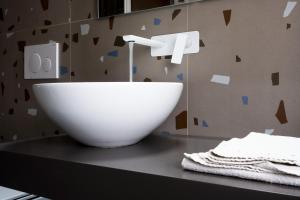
182 158 300 187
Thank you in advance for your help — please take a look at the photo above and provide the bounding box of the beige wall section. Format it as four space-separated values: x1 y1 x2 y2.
0 0 70 33
188 0 300 138
0 0 299 142
0 24 71 141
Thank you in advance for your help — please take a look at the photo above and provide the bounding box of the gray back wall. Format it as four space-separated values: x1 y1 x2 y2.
0 0 300 142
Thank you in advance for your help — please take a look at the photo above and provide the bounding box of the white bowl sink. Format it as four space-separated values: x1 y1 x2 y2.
33 82 183 148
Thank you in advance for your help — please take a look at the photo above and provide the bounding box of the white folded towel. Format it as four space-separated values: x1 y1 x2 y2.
182 132 300 186
213 132 300 166
182 158 300 187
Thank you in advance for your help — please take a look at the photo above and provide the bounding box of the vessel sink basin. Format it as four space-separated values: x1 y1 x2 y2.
33 82 183 148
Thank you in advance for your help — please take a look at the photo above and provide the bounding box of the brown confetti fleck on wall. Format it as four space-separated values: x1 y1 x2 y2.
44 20 52 26
24 89 30 101
223 9 231 26
17 41 26 52
109 16 114 30
1 82 4 96
193 117 199 126
93 37 99 45
0 8 4 21
271 72 279 86
8 108 14 115
62 43 69 52
8 25 15 31
13 60 18 67
176 111 187 130
114 36 125 47
72 33 79 43
41 29 48 34
199 39 205 47
275 100 288 124
172 9 181 20
40 0 49 11
144 77 152 82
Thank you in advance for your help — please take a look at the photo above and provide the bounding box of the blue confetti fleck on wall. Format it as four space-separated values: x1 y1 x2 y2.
107 50 119 57
133 65 137 75
177 73 184 81
59 66 68 76
154 18 161 25
202 120 209 128
242 96 249 105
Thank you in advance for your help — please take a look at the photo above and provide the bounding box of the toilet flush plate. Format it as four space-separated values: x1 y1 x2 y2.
24 43 59 79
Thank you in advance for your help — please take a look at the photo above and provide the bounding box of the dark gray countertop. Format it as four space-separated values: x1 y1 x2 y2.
0 133 300 200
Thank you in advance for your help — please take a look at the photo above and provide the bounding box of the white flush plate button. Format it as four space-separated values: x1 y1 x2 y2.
29 53 41 73
42 58 52 72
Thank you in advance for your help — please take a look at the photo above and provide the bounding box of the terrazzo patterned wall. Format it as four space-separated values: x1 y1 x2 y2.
0 0 300 143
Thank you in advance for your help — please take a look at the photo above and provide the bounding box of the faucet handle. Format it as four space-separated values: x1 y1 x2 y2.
171 33 188 64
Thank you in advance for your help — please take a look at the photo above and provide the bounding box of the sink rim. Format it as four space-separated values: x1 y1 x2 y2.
33 82 183 87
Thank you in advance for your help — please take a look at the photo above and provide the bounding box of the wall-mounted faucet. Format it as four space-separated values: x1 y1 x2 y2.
123 31 199 65
123 31 199 82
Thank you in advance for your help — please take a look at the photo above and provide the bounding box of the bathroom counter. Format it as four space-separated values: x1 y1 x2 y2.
0 133 299 200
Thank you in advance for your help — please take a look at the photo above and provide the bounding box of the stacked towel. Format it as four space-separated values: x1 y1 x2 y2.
182 132 300 186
